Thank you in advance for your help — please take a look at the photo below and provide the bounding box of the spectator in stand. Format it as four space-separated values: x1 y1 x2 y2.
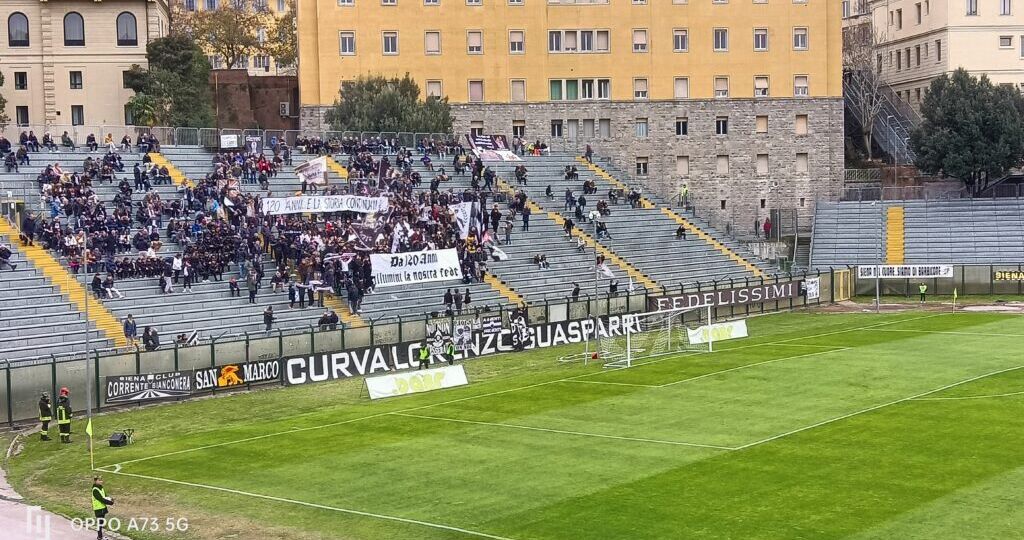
102 274 124 299
42 133 58 152
86 134 98 152
763 217 772 239
246 269 259 304
3 151 17 173
61 131 76 151
264 306 275 334
122 314 138 349
584 144 594 163
142 326 160 351
0 243 16 271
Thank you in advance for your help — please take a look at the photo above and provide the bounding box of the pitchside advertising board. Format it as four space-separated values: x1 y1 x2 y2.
104 359 282 403
857 265 954 279
365 365 469 400
284 313 643 386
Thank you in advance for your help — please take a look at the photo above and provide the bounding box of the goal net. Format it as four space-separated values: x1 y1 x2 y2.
599 305 713 368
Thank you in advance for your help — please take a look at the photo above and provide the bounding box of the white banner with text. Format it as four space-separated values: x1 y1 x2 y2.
370 249 463 288
857 265 954 280
366 364 469 400
262 195 390 215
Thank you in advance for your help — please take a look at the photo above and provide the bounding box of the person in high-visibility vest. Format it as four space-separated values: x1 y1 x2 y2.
92 476 114 540
418 340 430 370
918 283 928 304
445 340 456 366
55 387 72 444
38 392 52 441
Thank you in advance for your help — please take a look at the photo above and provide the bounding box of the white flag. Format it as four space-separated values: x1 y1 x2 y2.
598 263 614 279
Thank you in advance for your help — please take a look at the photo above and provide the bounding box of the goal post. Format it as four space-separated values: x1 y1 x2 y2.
601 304 713 368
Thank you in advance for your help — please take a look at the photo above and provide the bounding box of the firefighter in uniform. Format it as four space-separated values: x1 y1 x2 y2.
38 392 52 441
92 476 114 540
56 387 72 444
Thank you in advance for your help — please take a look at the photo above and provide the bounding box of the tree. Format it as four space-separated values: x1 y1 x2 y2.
175 1 275 70
324 74 452 133
911 68 1024 194
125 35 215 128
843 21 888 161
0 73 9 130
266 0 297 71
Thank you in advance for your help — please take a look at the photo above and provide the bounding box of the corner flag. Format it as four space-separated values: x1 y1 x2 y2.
86 419 95 470
85 419 93 438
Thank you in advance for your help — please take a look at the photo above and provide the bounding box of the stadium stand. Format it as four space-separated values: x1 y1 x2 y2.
810 199 1024 267
0 136 780 362
485 154 771 290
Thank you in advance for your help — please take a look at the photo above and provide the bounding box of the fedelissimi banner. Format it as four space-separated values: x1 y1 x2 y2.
370 249 463 288
857 265 954 280
365 365 469 400
262 195 390 215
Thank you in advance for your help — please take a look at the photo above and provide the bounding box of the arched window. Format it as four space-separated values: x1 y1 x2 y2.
116 12 137 46
63 12 84 46
7 13 29 47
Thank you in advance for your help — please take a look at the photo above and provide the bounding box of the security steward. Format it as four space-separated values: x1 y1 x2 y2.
92 476 114 540
445 339 456 366
56 387 72 444
38 392 52 441
418 340 430 370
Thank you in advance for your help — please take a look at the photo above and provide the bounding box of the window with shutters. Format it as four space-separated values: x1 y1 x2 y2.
794 75 809 96
509 30 524 53
676 156 689 175
468 31 483 53
599 119 611 137
756 154 769 175
633 78 648 99
510 79 526 102
674 77 689 98
673 29 688 52
756 115 768 133
635 157 649 176
675 117 688 136
469 80 484 101
382 31 399 55
795 114 808 135
714 77 729 98
716 155 729 174
714 28 728 51
583 119 595 138
633 29 648 52
793 28 808 50
754 28 768 51
796 153 809 173
754 76 769 97
635 118 649 138
425 31 441 54
339 32 356 55
596 31 609 51
426 80 443 98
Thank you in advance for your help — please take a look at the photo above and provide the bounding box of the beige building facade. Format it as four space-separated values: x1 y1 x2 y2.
871 0 1024 108
1 0 170 133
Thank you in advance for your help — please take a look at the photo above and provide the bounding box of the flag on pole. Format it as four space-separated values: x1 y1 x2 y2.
85 418 93 438
953 288 958 301
598 263 614 279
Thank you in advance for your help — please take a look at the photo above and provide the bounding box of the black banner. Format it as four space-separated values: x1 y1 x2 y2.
105 371 193 403
285 313 641 386
194 359 282 392
647 281 804 312
465 134 510 151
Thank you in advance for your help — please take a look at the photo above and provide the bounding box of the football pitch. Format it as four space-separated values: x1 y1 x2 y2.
10 310 1024 539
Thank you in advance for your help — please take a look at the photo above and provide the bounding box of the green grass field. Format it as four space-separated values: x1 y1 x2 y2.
9 310 1024 539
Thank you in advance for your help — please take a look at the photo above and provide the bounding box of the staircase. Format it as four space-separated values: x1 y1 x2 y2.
885 206 905 264
844 69 919 165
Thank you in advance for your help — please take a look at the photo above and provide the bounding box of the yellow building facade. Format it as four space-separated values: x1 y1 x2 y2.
297 0 844 230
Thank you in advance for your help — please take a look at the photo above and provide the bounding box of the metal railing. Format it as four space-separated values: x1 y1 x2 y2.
0 269 837 425
839 186 968 202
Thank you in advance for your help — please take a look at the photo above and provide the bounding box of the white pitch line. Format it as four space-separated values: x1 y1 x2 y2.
733 364 1024 450
875 329 1024 338
911 390 1024 401
390 412 736 451
96 468 517 540
560 379 662 388
102 312 944 470
656 348 851 388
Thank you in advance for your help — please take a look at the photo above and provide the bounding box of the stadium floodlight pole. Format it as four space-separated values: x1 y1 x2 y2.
875 202 882 313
